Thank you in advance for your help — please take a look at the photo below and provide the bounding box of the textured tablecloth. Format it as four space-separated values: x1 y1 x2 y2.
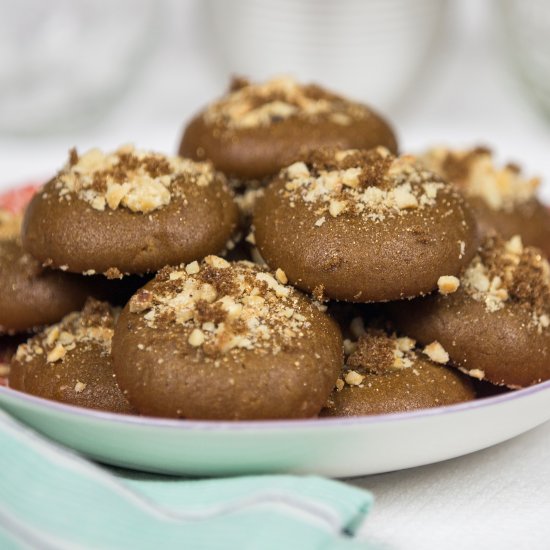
352 420 550 550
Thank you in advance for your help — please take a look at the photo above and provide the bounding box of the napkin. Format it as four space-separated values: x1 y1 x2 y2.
0 409 374 549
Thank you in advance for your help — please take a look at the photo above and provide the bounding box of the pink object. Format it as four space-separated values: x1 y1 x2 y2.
0 184 41 214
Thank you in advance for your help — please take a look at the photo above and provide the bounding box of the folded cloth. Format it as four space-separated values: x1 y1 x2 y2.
0 409 374 550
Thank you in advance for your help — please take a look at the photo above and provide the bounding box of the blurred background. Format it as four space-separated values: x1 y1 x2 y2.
1 0 549 202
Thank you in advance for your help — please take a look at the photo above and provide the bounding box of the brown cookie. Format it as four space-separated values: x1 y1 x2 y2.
421 146 550 257
9 299 134 413
253 148 479 302
22 146 240 277
321 328 475 417
179 76 398 181
389 235 550 388
112 256 343 420
0 232 101 335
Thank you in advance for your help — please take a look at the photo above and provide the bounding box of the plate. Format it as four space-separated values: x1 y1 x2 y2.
1 382 549 477
2 183 550 476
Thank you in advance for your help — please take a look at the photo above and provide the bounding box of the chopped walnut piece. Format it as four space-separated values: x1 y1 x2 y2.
423 341 449 364
205 255 230 269
464 368 485 380
74 381 87 393
188 328 205 347
329 199 348 217
47 344 66 363
344 370 365 386
275 268 288 285
129 289 154 313
505 235 523 255
438 275 460 295
185 261 200 275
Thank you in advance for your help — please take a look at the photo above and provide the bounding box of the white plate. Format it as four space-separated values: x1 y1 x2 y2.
1 381 549 477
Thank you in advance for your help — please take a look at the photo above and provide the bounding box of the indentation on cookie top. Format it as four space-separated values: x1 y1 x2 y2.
337 327 448 389
127 256 327 357
421 146 540 211
14 299 117 364
203 76 370 130
0 209 22 241
461 234 550 329
280 148 448 223
52 145 217 214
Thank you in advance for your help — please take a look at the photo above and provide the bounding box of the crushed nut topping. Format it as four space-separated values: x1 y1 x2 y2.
458 367 485 381
342 328 416 385
203 76 371 130
127 256 325 356
421 146 540 211
338 326 453 389
280 148 448 224
14 299 118 364
74 381 87 393
437 275 460 295
461 235 550 330
52 145 217 213
423 341 449 364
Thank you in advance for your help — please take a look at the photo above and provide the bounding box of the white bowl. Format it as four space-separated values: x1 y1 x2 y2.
203 0 448 109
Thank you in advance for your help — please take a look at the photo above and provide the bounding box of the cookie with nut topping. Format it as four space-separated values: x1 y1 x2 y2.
9 299 134 413
321 327 475 417
112 256 343 420
179 76 398 182
22 146 240 277
421 146 550 257
253 148 479 302
0 209 99 333
389 234 550 388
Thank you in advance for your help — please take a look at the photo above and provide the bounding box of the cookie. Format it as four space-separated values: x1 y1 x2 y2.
389 235 550 388
253 148 479 302
112 256 343 420
9 299 134 413
321 328 475 417
179 76 398 181
421 146 550 256
22 145 240 277
0 210 99 334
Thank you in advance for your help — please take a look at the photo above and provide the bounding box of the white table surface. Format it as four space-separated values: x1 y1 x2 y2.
353 420 550 549
0 1 549 549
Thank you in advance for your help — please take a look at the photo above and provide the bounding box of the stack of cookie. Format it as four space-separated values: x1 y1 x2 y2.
4 76 550 420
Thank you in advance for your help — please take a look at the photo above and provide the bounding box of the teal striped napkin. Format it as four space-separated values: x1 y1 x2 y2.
0 410 374 549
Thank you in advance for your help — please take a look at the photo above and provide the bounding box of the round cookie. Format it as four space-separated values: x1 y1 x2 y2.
0 210 98 334
389 234 550 388
321 328 475 417
253 148 479 302
421 146 550 257
179 76 398 181
22 145 240 277
9 299 134 413
112 256 343 420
